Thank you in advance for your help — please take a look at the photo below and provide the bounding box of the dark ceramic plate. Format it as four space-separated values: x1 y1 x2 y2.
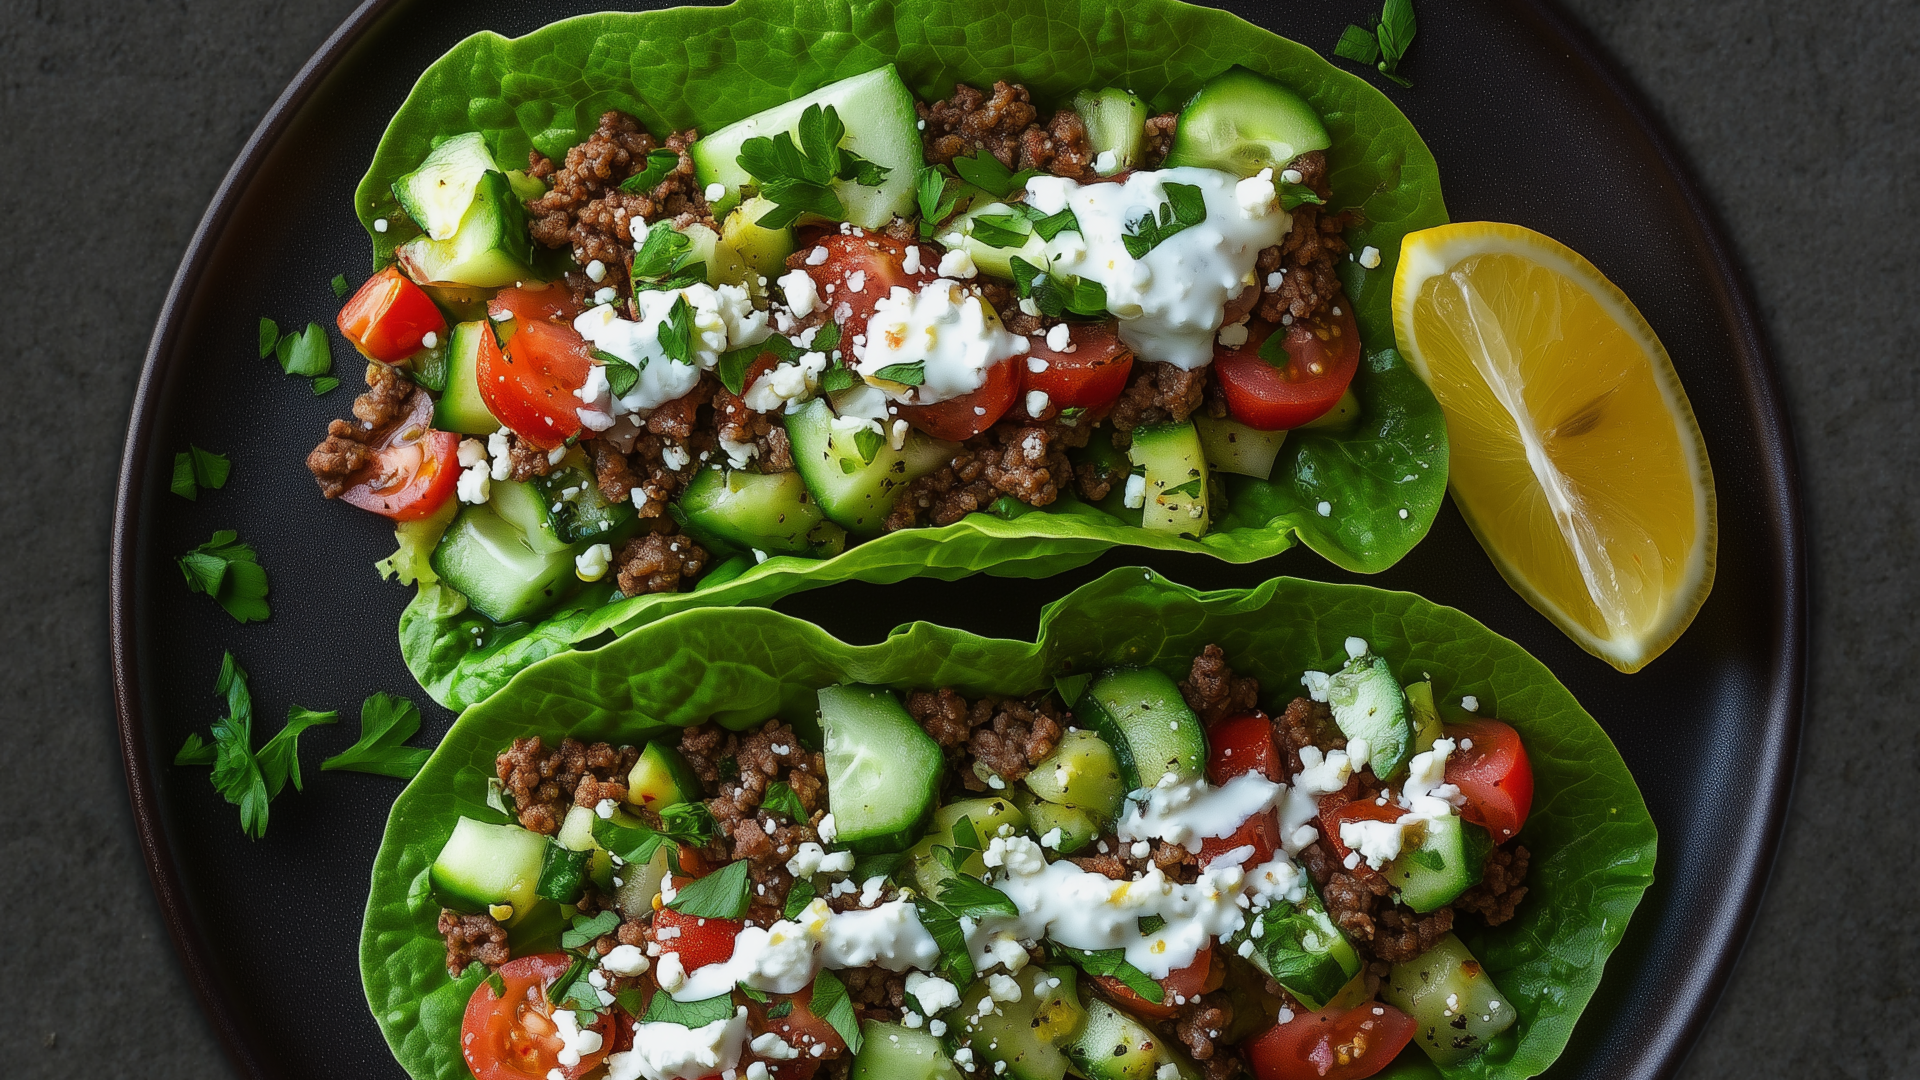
110 1 1804 1077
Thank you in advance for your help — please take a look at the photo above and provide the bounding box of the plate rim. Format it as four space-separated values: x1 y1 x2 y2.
107 2 1808 1078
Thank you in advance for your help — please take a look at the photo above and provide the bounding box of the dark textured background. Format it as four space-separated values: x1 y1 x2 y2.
1 0 1912 1077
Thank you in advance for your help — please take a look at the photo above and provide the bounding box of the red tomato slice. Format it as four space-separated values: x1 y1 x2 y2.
1020 322 1133 414
1094 944 1213 1021
796 232 941 346
1198 809 1281 870
1207 712 1281 784
1213 305 1361 431
338 266 448 364
745 988 848 1080
1443 719 1533 841
461 953 616 1080
481 318 591 449
1317 799 1405 880
339 389 460 521
896 357 1020 441
488 283 584 327
653 895 744 972
1245 1002 1416 1080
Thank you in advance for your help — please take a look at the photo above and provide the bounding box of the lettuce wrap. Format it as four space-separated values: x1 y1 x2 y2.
353 0 1452 710
360 568 1655 1080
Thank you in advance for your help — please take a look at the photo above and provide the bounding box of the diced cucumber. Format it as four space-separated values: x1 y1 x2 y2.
375 494 458 586
937 201 1048 282
1022 730 1125 821
396 169 537 288
819 685 944 853
1129 421 1210 537
429 503 579 623
1065 995 1201 1080
1382 933 1517 1065
1194 414 1287 479
420 283 495 323
678 222 753 293
676 465 847 557
1071 89 1149 175
722 197 797 282
952 966 1085 1080
1387 814 1490 913
907 797 1027 892
556 804 615 892
1163 66 1332 178
505 899 567 953
1232 886 1361 1009
504 168 547 202
487 479 572 556
434 321 501 435
691 66 922 229
1404 680 1444 758
392 131 501 241
1020 796 1101 854
787 399 956 535
851 1021 963 1080
430 817 548 916
627 741 704 811
532 455 636 545
536 838 590 904
1077 667 1206 790
614 843 673 920
1328 653 1413 779
1300 385 1360 429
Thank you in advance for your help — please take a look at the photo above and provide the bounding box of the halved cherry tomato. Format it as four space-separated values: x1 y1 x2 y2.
1443 719 1533 841
1094 944 1214 1021
1020 321 1133 414
488 283 584 328
340 389 460 521
1317 799 1405 880
795 233 941 344
338 266 448 364
653 892 744 972
1207 712 1282 784
744 988 848 1080
1245 1002 1416 1080
896 357 1020 441
1199 808 1282 870
1212 304 1361 431
461 953 616 1080
480 318 591 449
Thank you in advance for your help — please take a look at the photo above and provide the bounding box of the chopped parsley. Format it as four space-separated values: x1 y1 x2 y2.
619 149 683 194
561 910 622 949
783 876 818 920
641 990 735 1029
950 148 1041 200
666 858 752 919
762 780 808 819
177 530 270 623
330 273 351 298
173 653 335 839
1163 477 1204 499
1008 256 1108 319
737 104 891 229
311 376 341 396
1059 946 1164 1003
629 225 708 290
808 968 863 1054
765 999 794 1020
320 692 432 779
657 294 700 369
1121 182 1207 259
968 212 1031 250
917 168 962 239
597 348 642 397
170 445 231 501
1053 672 1092 706
1335 0 1417 87
870 361 926 387
1137 914 1168 935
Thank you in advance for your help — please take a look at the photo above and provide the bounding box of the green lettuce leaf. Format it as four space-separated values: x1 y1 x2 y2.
361 569 1654 1080
359 0 1450 709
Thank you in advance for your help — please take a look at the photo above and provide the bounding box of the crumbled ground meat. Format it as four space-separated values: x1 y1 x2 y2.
306 420 373 498
904 688 1065 786
678 723 737 792
590 438 644 503
1172 990 1236 1068
1181 644 1262 726
712 381 795 472
1255 150 1363 327
917 82 1089 180
525 112 711 293
842 966 907 1013
494 736 640 835
1140 111 1178 168
884 420 1087 530
504 433 556 481
437 909 509 975
1273 696 1345 777
305 363 423 497
1105 360 1208 437
695 720 827 923
612 530 709 597
1454 844 1531 925
1072 834 1201 885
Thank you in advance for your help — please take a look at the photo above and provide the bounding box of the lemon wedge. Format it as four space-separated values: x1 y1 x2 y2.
1393 222 1715 672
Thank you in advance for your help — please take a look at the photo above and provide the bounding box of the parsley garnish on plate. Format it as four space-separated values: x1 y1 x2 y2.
1335 0 1418 87
737 104 892 229
1122 182 1207 259
177 530 270 623
329 273 351 298
174 653 336 839
320 692 432 779
170 445 231 501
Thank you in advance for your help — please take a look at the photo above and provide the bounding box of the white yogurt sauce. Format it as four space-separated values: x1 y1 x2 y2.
668 898 939 1002
606 1006 749 1080
852 280 1028 404
573 282 771 414
1116 772 1284 853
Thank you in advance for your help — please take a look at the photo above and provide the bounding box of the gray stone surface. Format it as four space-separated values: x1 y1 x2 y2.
0 0 1910 1077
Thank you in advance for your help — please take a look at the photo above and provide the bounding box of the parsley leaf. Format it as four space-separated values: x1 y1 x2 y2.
762 781 808 819
738 983 770 1003
1138 914 1167 935
170 445 231 500
603 359 640 398
258 318 280 359
738 104 890 230
276 322 333 378
1164 478 1204 499
931 872 1018 920
177 530 270 623
811 322 843 353
969 213 1032 250
818 361 858 394
1257 325 1297 369
642 991 736 1029
766 999 794 1019
592 815 670 866
1060 946 1164 1002
950 149 1041 200
486 970 507 998
620 149 683 194
1053 673 1092 707
872 361 926 387
330 273 351 298
656 295 700 369
718 336 796 396
912 897 976 985
1280 183 1326 211
658 800 717 845
783 876 818 919
1020 203 1083 242
311 376 340 396
630 224 708 289
1335 0 1417 86
173 653 329 839
1009 256 1109 319
257 705 337 796
320 692 431 779
667 859 751 919
916 169 962 239
1121 182 1207 259
562 910 622 949
808 968 863 1054
1334 24 1382 65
